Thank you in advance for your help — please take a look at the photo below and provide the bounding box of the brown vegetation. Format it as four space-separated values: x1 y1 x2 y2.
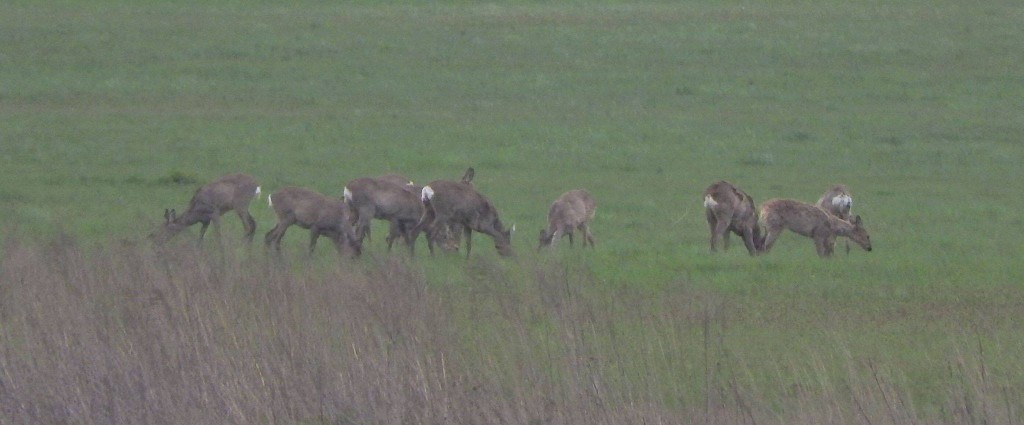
0 238 1017 424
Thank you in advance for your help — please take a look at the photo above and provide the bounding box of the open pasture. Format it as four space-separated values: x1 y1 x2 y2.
1 1 1023 423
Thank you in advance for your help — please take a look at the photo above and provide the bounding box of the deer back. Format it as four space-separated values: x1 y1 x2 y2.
346 177 422 221
703 181 757 226
270 187 347 229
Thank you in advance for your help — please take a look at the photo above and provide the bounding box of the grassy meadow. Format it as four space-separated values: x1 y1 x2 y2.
1 1 1023 423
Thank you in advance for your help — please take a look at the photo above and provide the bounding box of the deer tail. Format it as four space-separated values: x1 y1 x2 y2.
255 186 262 200
267 194 273 208
343 187 353 203
421 185 435 203
832 194 852 209
703 194 718 209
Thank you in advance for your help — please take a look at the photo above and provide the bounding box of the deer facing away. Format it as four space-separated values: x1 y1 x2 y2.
539 189 596 249
264 186 361 257
702 181 762 256
816 184 854 254
758 198 871 257
151 173 261 244
414 176 513 258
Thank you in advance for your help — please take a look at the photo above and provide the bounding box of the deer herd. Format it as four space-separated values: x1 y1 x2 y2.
153 170 871 259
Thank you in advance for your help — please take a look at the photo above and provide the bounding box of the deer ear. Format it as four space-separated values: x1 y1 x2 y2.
164 209 170 222
462 167 475 183
853 215 862 225
171 209 177 221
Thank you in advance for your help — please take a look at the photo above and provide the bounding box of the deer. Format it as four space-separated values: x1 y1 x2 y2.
702 181 761 256
343 176 428 254
413 169 514 258
816 184 854 254
538 189 596 249
151 173 261 245
758 198 872 257
264 186 361 257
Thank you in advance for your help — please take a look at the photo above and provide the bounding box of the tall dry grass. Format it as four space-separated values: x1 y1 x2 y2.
0 236 1016 424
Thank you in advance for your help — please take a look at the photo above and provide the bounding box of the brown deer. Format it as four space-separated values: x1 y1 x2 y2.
758 198 872 257
344 176 427 253
151 173 261 244
264 187 361 257
413 171 514 258
702 181 761 256
538 189 596 249
816 184 854 254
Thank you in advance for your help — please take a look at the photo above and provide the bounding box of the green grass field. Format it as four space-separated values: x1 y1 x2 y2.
2 1 1023 423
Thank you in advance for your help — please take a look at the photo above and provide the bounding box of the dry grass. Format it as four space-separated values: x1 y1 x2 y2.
0 236 1017 424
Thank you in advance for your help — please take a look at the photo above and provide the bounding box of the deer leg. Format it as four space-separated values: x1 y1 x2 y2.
463 226 473 259
400 221 417 255
264 224 279 247
266 220 293 252
237 208 256 243
581 224 595 248
760 226 781 253
308 228 321 254
385 221 400 252
711 217 731 252
740 229 758 256
706 210 719 252
197 220 211 242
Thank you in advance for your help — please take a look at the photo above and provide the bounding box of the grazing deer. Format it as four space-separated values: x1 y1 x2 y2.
539 189 596 249
406 168 476 255
702 181 761 256
758 198 872 257
414 171 514 257
343 177 427 253
151 173 261 244
264 187 361 257
816 184 854 254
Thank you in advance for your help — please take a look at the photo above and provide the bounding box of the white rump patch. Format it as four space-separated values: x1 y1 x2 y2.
421 185 434 202
255 186 262 199
267 194 273 207
343 187 353 203
832 194 853 209
703 195 718 208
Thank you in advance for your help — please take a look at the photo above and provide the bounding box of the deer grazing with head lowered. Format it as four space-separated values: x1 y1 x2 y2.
758 198 872 258
344 176 430 254
414 168 514 257
539 189 596 250
264 186 361 257
702 181 761 256
816 184 854 254
151 173 261 245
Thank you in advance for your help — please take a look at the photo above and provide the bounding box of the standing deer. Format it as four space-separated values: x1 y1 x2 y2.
151 173 261 244
413 171 514 258
344 176 428 253
702 181 761 256
816 184 854 254
264 187 361 257
758 198 872 257
538 189 596 249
